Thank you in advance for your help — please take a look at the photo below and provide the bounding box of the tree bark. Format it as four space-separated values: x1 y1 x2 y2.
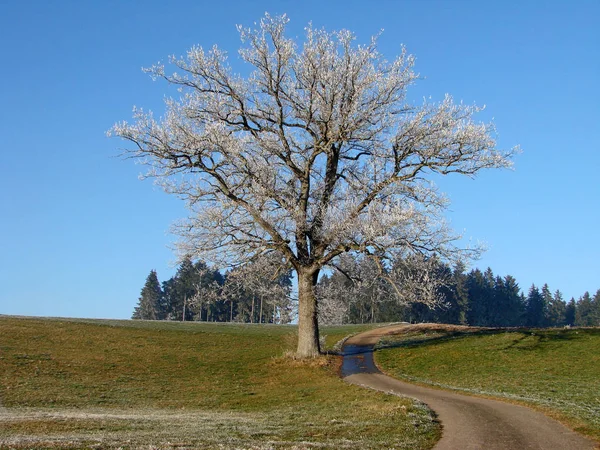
296 268 321 358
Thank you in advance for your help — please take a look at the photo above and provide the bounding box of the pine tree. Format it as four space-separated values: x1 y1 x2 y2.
132 270 163 320
565 297 577 326
466 269 482 325
489 275 508 327
546 289 566 327
489 275 523 327
525 284 546 327
452 262 470 325
434 262 461 325
575 292 596 326
163 257 221 321
481 268 496 326
592 290 600 326
466 268 494 326
164 258 194 321
540 284 554 326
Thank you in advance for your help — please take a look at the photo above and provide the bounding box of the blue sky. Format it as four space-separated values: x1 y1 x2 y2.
1 0 598 319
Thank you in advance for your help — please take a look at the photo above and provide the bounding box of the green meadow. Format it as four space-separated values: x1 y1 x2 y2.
376 325 600 442
0 317 438 449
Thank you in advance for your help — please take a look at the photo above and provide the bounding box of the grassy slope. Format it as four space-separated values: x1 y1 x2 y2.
0 317 439 449
375 325 600 441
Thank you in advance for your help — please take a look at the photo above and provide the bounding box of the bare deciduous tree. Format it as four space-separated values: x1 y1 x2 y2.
188 265 221 321
318 253 447 325
110 14 515 357
222 253 293 324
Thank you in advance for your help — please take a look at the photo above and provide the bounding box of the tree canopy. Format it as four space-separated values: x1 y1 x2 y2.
112 14 515 356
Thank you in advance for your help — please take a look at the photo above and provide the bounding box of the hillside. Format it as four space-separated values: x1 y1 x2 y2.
375 324 600 441
0 317 439 449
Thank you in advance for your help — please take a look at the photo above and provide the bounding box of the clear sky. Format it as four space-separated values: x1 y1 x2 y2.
0 0 598 319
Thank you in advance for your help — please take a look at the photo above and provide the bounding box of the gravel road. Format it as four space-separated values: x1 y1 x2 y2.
341 324 598 450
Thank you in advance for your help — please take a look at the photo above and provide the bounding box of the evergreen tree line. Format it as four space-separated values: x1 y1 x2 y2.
317 258 600 328
133 256 294 323
134 255 600 328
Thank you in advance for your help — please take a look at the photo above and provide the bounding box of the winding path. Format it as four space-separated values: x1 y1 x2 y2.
341 324 597 450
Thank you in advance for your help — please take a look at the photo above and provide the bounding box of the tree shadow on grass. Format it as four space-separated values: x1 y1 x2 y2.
375 326 599 352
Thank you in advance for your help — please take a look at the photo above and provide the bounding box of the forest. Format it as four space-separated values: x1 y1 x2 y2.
133 256 294 324
133 255 600 328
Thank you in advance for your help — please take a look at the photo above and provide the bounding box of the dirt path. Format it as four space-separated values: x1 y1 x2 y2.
341 324 597 450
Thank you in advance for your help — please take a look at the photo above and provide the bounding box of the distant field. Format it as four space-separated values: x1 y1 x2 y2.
375 324 600 441
0 317 439 449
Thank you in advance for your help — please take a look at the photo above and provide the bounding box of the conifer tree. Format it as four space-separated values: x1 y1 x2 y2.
565 297 577 326
525 284 546 327
592 289 600 326
546 289 566 327
433 262 460 325
132 270 163 320
466 268 491 326
575 292 596 326
489 275 508 327
163 258 221 321
164 257 195 321
451 262 470 325
502 275 525 326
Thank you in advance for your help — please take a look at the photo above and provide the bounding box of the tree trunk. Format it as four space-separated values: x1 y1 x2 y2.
251 296 255 323
296 268 320 358
371 298 375 323
259 296 263 324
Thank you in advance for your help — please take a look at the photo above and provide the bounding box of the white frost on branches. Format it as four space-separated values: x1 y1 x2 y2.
221 253 293 324
110 14 514 273
317 253 450 325
110 14 516 355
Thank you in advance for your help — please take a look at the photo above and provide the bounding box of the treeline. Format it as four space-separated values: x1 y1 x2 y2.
132 256 294 324
317 257 600 328
134 255 600 328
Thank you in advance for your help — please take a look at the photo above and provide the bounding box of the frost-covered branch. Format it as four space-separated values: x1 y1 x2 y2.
110 14 516 356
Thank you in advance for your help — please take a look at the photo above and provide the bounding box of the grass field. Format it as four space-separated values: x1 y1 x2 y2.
375 324 600 442
0 317 439 449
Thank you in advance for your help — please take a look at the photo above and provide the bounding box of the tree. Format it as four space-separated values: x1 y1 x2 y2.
317 272 351 325
163 257 198 321
546 289 566 327
565 297 577 326
188 263 222 322
162 258 223 321
132 270 164 320
525 284 546 327
593 289 600 326
501 275 525 326
466 269 487 326
111 14 514 357
222 253 294 324
575 291 599 327
450 262 470 326
318 254 394 325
